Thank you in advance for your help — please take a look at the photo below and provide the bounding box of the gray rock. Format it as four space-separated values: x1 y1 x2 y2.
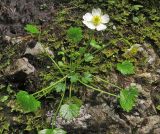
137 115 160 134
5 57 35 76
4 35 23 44
25 42 53 56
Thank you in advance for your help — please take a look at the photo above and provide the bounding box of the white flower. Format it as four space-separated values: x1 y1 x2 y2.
82 8 110 31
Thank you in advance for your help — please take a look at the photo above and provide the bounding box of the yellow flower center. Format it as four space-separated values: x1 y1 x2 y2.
92 16 102 26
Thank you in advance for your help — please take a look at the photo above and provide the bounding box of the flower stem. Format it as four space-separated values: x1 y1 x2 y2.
94 76 122 90
69 84 72 98
92 39 114 55
47 53 64 75
52 93 65 128
32 75 67 98
79 80 118 97
76 31 95 65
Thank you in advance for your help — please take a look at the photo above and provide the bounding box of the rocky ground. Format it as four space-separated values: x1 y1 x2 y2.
0 0 160 134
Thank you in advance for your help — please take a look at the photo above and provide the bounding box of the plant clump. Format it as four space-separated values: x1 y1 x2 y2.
14 8 140 133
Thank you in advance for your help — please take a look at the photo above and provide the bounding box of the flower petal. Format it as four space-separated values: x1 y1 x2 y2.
101 14 110 23
83 21 96 30
92 8 101 16
96 24 106 31
83 13 93 21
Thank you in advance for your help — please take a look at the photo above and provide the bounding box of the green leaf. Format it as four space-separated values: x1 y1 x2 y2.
58 61 64 67
132 5 143 11
38 129 53 134
133 16 139 23
60 103 80 120
84 53 94 62
16 91 41 112
119 86 138 112
117 61 135 75
156 105 160 110
0 96 9 102
54 83 66 93
6 84 13 94
38 128 66 134
64 97 83 107
79 47 86 54
24 24 40 34
81 72 92 84
69 73 79 83
69 52 80 60
67 27 83 43
90 39 102 49
108 0 116 4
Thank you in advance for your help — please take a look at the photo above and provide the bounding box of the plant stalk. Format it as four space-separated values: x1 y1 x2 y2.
46 51 64 75
79 80 118 97
52 93 65 128
69 84 72 98
32 75 67 98
94 76 122 90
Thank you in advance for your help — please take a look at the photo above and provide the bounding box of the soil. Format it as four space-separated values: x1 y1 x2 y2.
0 0 160 134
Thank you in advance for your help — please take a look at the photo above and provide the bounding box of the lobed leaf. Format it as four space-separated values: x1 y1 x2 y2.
67 27 83 43
81 72 92 84
60 97 82 120
16 91 41 112
117 60 135 75
59 103 80 120
84 53 94 62
119 86 138 112
24 24 40 34
54 83 66 93
69 73 79 83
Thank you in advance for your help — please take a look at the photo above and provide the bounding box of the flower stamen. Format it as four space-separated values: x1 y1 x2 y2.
92 16 102 26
